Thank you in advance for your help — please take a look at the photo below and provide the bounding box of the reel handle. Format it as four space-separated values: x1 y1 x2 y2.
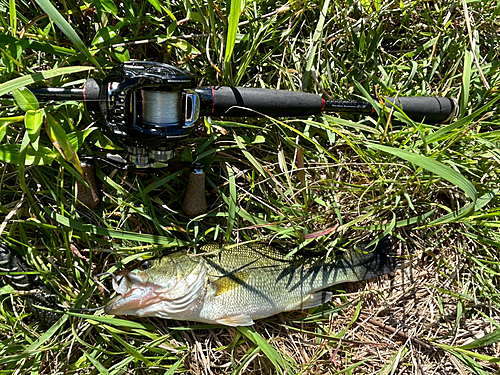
182 165 207 217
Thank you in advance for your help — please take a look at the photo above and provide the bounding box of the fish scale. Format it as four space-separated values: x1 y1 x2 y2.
105 241 397 326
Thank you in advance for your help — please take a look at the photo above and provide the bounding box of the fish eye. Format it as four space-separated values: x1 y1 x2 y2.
140 260 153 270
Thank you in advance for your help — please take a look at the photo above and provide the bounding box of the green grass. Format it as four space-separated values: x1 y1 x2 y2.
0 0 499 373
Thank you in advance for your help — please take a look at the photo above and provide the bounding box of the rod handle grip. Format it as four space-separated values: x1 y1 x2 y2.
196 86 323 117
182 168 207 217
384 97 457 123
75 161 100 209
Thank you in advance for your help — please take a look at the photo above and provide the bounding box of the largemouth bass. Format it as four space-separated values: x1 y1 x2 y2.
105 242 396 326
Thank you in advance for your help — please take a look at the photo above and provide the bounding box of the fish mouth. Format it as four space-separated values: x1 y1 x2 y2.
104 271 167 316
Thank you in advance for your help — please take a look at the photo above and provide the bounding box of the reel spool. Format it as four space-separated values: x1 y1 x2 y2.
142 90 182 127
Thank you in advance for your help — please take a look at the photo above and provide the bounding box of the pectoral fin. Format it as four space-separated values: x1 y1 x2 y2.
216 314 255 326
212 271 250 297
294 291 333 310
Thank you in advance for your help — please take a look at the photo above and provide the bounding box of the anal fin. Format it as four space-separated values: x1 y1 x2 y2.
294 291 333 310
215 314 255 326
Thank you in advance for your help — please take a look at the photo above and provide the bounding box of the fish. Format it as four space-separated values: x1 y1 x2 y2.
104 241 397 326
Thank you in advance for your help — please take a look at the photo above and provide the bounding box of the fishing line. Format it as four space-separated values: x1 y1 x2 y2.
142 90 182 127
96 271 116 279
58 304 104 312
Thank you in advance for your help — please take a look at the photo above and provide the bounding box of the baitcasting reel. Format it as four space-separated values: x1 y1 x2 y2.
27 61 458 215
34 61 200 170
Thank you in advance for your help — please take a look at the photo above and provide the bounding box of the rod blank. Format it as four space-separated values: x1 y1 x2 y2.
30 87 84 101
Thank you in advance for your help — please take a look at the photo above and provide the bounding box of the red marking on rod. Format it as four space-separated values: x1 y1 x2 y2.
211 86 215 114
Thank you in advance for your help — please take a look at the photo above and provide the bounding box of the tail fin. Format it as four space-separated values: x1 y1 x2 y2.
336 237 398 283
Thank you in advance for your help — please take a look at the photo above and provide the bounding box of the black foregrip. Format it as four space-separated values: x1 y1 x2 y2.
196 87 324 117
384 97 457 123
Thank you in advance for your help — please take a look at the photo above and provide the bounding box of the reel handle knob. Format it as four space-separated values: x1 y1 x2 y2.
182 165 207 217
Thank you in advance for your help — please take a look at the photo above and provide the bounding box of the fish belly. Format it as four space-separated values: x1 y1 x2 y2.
195 269 320 325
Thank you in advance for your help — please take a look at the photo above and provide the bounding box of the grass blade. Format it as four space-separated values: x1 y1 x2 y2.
33 0 103 73
45 113 82 174
65 311 155 330
164 353 189 375
46 210 189 246
303 0 330 90
237 326 295 374
367 143 478 224
460 50 472 118
9 0 16 36
0 66 91 96
26 315 69 352
225 162 237 241
460 329 500 350
223 0 244 83
83 351 111 375
11 87 39 112
436 343 500 364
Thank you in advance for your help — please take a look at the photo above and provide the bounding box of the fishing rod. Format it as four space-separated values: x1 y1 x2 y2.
20 61 459 215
